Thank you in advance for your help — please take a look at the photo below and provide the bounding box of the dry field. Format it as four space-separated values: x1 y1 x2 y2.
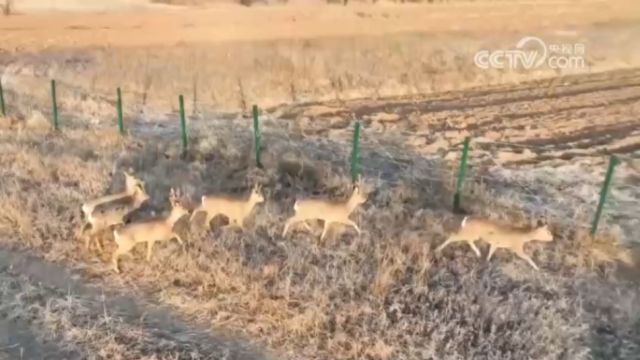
0 0 639 359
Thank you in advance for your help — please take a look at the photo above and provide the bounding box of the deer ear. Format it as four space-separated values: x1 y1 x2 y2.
169 188 176 204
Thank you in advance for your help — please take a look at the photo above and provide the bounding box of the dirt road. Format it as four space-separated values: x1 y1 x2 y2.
0 247 271 359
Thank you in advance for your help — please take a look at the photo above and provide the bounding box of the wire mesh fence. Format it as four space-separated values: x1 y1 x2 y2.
0 77 637 243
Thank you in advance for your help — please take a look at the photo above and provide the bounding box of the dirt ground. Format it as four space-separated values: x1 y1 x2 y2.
0 247 270 359
3 1 640 50
0 1 639 359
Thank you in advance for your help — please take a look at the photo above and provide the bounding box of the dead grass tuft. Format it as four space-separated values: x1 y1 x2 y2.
372 244 408 298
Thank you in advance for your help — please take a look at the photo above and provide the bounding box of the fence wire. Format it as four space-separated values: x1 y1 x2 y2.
0 78 638 242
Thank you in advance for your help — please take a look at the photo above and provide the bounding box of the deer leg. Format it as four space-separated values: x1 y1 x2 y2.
339 219 361 235
146 241 155 261
320 221 331 241
172 232 184 246
111 254 121 273
94 233 104 253
84 232 92 250
111 232 136 273
283 215 302 237
172 232 185 251
89 228 105 253
467 239 481 258
111 246 127 273
301 222 312 231
487 244 497 261
514 247 539 270
81 223 93 249
435 235 461 253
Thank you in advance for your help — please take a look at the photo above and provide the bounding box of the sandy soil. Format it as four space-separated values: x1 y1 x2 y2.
2 1 640 51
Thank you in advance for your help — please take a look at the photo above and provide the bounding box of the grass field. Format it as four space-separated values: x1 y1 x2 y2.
0 0 639 359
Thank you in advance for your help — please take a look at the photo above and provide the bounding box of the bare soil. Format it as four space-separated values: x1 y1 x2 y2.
2 1 639 50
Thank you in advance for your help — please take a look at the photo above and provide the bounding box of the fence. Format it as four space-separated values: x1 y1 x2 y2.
0 78 637 240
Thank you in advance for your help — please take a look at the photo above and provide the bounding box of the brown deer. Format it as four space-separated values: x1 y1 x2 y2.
81 171 145 221
80 183 149 252
436 216 554 270
190 184 264 230
282 179 368 241
111 188 189 273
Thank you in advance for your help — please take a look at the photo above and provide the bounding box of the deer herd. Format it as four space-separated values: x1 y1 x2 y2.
79 171 554 273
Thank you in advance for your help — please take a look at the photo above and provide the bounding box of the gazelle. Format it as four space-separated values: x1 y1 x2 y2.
282 180 368 241
81 171 145 220
112 188 190 273
190 184 264 230
435 216 554 270
80 183 149 252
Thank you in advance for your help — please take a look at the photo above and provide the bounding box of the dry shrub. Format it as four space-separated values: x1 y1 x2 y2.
0 111 50 132
372 244 408 298
0 110 53 132
0 182 34 239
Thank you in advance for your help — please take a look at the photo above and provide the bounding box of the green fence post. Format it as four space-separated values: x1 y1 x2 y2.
179 95 188 155
252 104 262 168
116 87 124 135
453 136 471 211
350 121 361 183
591 155 619 235
51 79 59 130
0 81 6 117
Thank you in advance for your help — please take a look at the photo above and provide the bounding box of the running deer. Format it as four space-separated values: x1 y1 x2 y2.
190 184 264 230
81 171 145 220
80 183 149 252
282 180 368 240
435 216 554 270
111 188 189 273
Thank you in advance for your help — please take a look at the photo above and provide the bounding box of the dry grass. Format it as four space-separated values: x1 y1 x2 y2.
4 19 640 113
0 269 219 358
0 114 638 359
0 2 638 357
